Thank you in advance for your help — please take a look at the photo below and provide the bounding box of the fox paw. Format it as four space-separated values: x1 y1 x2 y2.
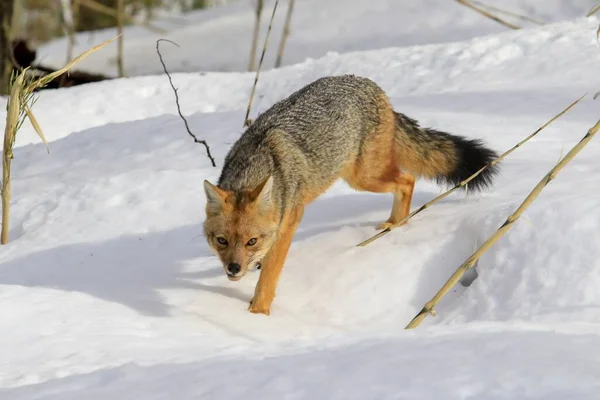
376 220 406 230
248 298 271 315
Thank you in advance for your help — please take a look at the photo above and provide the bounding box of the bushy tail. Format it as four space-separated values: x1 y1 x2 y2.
393 112 499 191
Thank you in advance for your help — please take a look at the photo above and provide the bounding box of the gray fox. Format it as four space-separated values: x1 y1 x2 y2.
203 74 499 315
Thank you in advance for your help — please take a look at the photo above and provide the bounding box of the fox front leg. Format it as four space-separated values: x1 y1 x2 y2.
248 207 303 315
248 237 289 315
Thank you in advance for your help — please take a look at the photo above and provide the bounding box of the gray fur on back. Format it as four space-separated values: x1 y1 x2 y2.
217 75 383 213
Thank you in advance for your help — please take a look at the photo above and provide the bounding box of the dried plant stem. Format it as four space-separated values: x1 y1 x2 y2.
244 0 279 127
406 118 600 329
471 0 544 25
116 0 125 77
588 4 600 17
275 0 295 68
455 0 520 29
156 39 216 167
1 150 10 244
248 0 264 71
56 0 77 64
1 36 118 245
1 72 23 245
356 94 586 248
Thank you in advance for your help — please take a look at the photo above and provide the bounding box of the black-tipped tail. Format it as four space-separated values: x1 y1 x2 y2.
431 128 499 191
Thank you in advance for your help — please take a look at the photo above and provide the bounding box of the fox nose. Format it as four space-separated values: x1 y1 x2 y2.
227 263 241 275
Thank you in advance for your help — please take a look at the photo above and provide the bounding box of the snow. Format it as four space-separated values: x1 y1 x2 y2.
1 0 600 398
37 0 599 76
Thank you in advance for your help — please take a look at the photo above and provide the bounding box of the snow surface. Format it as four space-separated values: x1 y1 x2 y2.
2 0 600 398
37 0 600 76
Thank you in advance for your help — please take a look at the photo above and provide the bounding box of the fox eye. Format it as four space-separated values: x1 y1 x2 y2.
246 238 257 246
216 237 228 246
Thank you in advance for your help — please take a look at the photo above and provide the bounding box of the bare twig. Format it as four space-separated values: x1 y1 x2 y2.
275 0 295 68
248 0 264 71
356 94 587 247
244 0 279 127
116 0 125 77
455 0 520 29
471 0 545 25
406 118 600 329
156 39 216 167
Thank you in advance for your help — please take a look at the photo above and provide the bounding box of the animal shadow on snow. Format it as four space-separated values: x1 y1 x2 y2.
0 189 458 317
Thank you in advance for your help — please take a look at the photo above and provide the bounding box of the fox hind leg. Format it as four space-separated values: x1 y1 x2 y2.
341 159 416 230
340 95 416 230
376 173 415 230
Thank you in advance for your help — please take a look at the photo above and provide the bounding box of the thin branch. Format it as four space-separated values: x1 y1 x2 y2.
155 39 216 167
455 0 520 30
248 0 264 71
244 0 279 127
275 0 295 68
406 118 600 329
356 94 587 247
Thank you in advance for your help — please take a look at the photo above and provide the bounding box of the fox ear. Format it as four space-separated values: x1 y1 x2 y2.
204 180 226 213
250 175 274 209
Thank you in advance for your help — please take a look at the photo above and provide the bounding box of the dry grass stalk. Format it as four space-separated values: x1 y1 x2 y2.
405 118 600 330
455 0 520 29
275 0 295 68
1 35 118 245
471 0 545 25
244 0 279 127
248 0 264 71
588 4 600 17
116 0 125 77
356 94 587 248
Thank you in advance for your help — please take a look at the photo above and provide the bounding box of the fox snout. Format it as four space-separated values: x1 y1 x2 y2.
226 262 243 281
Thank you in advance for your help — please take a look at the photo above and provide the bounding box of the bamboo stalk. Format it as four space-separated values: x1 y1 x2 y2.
77 0 116 17
1 36 118 245
455 0 520 30
77 0 165 34
405 118 600 329
1 72 23 245
471 0 545 25
116 0 124 77
587 4 600 17
356 94 586 247
244 0 279 127
248 0 264 71
274 0 295 68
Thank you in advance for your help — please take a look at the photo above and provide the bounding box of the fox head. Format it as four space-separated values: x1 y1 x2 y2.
202 176 279 281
